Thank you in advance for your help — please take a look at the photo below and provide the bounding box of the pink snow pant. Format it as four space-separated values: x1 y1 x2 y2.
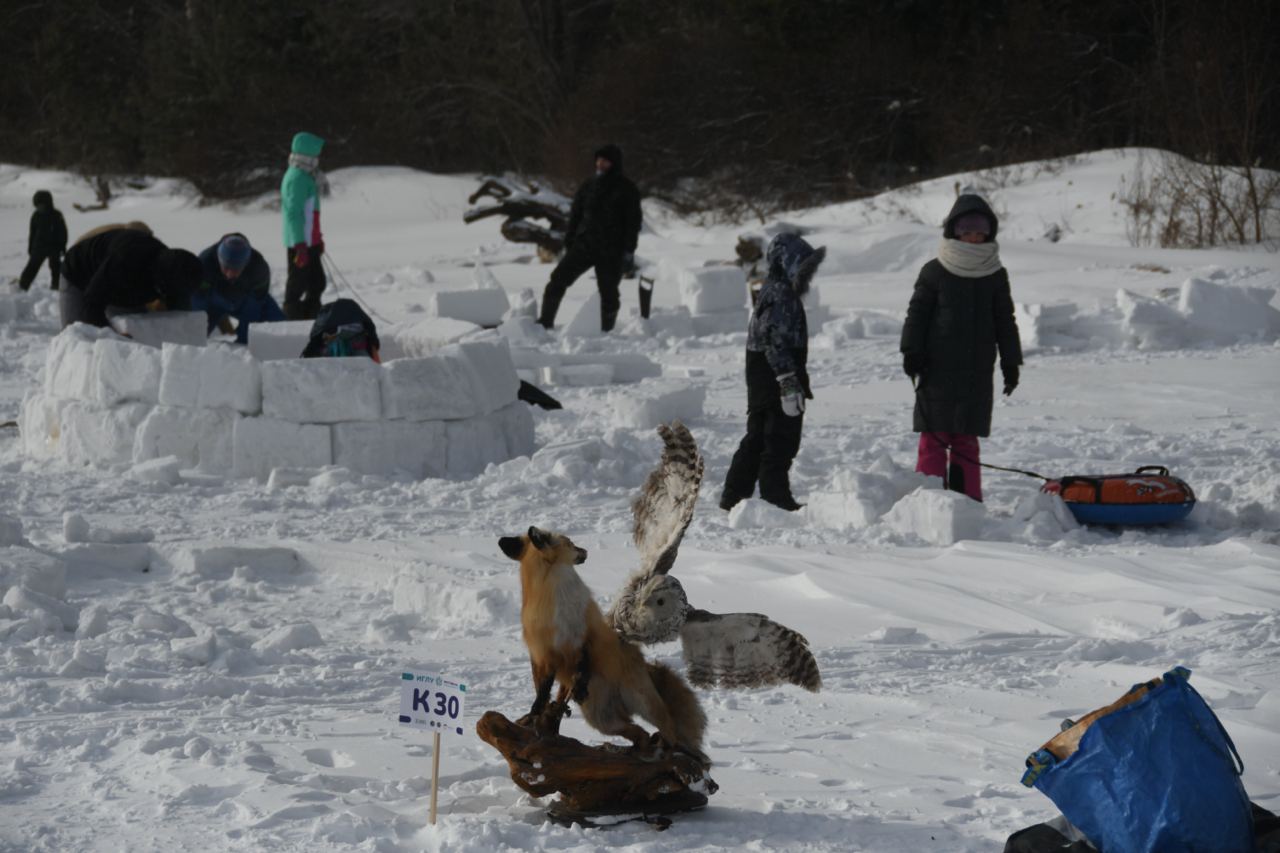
916 432 982 501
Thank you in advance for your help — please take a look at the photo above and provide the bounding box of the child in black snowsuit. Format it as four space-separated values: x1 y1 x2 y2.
720 233 826 512
19 190 68 291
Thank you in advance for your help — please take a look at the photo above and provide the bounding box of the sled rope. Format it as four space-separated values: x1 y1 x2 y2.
321 252 391 327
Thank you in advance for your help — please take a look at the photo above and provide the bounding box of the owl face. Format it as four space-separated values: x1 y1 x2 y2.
628 574 689 644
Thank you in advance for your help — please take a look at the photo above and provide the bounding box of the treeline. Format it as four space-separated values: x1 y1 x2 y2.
1 0 1275 214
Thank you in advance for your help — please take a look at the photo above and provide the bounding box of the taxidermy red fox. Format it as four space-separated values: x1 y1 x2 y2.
498 526 708 765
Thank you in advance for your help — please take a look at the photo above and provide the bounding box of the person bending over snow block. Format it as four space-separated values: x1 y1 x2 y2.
281 131 327 321
194 233 284 343
720 233 825 513
60 228 201 329
20 190 68 292
301 298 380 361
899 193 1022 502
537 143 642 333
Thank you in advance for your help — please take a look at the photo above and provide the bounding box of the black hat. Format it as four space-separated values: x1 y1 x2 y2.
593 143 624 172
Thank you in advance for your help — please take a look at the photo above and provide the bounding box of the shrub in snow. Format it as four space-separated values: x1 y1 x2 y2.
884 487 987 545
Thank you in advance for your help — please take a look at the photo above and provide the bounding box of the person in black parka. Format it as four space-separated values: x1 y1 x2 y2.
301 298 381 360
60 228 201 329
538 143 642 332
899 194 1022 502
20 190 68 292
720 233 826 512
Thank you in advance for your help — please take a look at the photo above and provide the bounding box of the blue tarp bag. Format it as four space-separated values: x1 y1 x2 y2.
1021 667 1252 852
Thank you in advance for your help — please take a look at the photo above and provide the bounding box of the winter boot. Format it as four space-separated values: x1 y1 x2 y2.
538 289 564 329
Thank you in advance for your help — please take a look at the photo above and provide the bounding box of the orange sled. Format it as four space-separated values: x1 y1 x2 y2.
1041 466 1196 525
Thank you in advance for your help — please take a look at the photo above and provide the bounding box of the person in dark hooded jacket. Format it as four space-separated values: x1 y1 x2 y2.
899 194 1022 502
60 228 201 329
537 143 642 332
19 190 68 291
720 233 826 512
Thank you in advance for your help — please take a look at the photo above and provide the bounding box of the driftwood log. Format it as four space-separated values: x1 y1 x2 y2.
463 177 570 258
476 702 717 829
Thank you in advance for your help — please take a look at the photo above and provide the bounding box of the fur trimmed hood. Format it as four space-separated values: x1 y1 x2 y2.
765 232 826 296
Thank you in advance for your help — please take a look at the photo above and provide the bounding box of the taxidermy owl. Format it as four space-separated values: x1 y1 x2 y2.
606 422 821 692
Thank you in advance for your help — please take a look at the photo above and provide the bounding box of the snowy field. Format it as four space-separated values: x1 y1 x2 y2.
1 149 1278 852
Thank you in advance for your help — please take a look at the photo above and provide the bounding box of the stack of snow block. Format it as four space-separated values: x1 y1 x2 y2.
22 324 535 483
657 259 750 336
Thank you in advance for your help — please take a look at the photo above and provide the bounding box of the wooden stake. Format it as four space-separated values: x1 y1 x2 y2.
429 731 441 825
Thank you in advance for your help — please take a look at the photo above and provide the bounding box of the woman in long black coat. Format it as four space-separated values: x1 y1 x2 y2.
899 194 1022 501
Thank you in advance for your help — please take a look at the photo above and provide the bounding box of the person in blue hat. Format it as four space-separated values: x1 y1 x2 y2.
193 233 284 343
719 232 825 512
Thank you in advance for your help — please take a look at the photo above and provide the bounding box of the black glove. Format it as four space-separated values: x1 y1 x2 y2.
903 352 926 380
1002 364 1019 396
621 252 637 277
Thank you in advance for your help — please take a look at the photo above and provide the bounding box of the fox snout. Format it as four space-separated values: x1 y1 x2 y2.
574 546 587 564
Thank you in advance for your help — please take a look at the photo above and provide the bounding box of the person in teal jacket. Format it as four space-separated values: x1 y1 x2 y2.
280 131 327 320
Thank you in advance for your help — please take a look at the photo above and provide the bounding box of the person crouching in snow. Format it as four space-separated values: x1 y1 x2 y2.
720 233 825 512
899 194 1022 502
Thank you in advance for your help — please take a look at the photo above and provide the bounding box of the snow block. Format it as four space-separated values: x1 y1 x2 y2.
246 320 314 361
1177 275 1280 344
0 546 67 600
564 291 604 337
455 339 520 414
109 311 207 348
157 343 204 408
45 323 114 400
382 317 480 360
606 381 706 429
59 401 151 467
261 358 382 423
3 584 79 631
379 353 479 421
331 420 447 479
1014 302 1078 352
19 391 69 459
540 364 615 386
885 487 987 545
133 406 236 472
429 288 510 327
492 400 536 459
197 343 262 414
232 417 333 480
667 261 748 315
93 337 162 405
561 352 662 383
445 412 508 478
691 309 749 336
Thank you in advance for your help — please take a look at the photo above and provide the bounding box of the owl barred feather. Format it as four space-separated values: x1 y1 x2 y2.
608 422 822 693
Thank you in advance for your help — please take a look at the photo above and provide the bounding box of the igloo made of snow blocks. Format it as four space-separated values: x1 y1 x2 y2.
21 322 534 482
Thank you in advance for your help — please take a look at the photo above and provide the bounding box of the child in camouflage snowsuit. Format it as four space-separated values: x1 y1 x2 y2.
720 232 825 512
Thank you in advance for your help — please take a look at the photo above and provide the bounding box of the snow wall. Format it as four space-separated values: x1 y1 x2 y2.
20 320 535 481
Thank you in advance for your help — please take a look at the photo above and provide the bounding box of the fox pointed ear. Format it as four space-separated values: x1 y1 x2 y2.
527 526 552 550
498 536 525 561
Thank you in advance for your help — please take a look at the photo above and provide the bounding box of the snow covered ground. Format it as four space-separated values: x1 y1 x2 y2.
1 149 1278 852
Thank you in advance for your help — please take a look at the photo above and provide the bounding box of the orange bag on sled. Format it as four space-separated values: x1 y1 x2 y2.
1041 466 1195 525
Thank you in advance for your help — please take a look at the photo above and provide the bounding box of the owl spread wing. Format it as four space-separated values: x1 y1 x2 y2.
631 421 704 578
680 609 822 692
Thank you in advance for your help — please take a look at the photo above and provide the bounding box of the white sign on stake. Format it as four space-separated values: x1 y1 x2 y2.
399 670 468 826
